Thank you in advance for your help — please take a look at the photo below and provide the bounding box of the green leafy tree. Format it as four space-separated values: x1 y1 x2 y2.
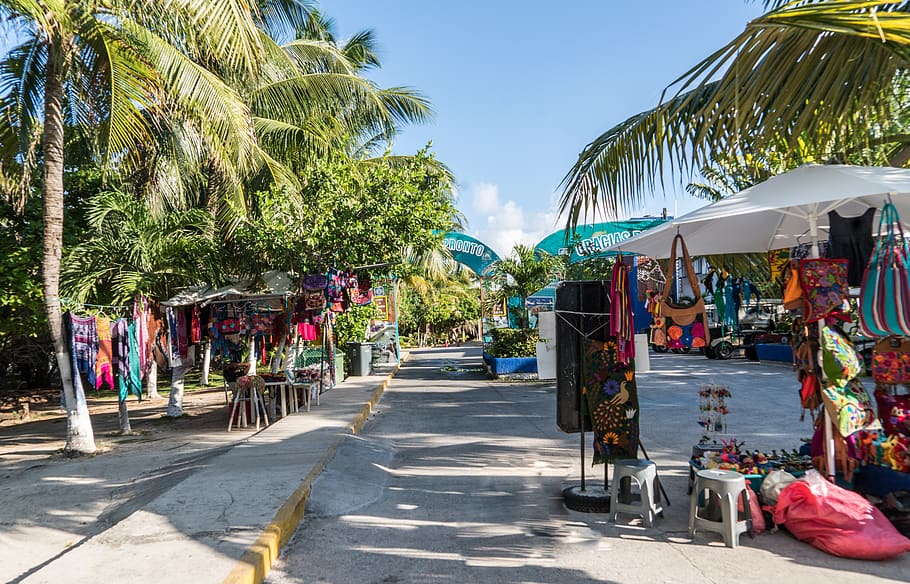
234 150 456 275
61 190 222 304
0 198 52 387
0 0 271 454
488 244 562 329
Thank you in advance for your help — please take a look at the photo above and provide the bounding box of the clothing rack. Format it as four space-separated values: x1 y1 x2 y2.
61 298 131 310
201 294 292 306
556 301 670 505
61 299 132 318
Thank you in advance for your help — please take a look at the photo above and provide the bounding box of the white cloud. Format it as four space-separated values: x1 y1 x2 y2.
471 182 501 215
463 182 560 259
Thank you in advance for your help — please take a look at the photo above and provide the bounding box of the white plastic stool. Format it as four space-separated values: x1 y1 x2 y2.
609 459 663 527
688 468 751 548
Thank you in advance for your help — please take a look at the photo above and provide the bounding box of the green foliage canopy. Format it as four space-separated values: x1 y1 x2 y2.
235 150 456 275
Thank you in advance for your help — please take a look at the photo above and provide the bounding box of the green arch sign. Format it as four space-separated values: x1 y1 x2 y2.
535 218 666 264
441 232 501 276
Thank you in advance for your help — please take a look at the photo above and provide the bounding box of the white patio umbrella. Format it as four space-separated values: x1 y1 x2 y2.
605 164 910 481
607 164 910 259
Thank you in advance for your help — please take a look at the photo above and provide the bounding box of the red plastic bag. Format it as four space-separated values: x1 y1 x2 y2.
748 484 766 535
773 470 910 560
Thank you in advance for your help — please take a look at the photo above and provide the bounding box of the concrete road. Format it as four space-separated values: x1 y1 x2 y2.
266 345 908 584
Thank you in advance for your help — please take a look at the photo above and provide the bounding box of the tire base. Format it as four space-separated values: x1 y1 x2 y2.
563 485 611 513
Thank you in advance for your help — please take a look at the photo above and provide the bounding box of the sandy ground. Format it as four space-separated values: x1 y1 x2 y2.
0 383 239 469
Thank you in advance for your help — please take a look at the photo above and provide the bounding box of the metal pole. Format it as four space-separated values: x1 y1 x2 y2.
809 212 836 481
579 402 586 492
319 315 326 395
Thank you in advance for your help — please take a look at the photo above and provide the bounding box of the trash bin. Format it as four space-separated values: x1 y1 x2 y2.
347 342 373 376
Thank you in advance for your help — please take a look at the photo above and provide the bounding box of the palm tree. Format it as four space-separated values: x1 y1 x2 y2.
560 0 910 224
0 0 268 454
61 190 221 305
488 244 562 329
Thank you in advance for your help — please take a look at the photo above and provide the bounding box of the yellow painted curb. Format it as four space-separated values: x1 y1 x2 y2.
223 352 409 584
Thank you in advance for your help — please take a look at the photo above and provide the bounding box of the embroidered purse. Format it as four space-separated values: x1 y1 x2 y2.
821 325 862 385
799 258 849 323
871 336 910 385
874 388 910 436
304 289 326 310
654 234 710 350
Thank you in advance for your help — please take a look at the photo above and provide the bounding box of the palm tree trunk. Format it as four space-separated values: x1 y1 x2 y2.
146 359 161 399
43 35 96 454
118 399 132 434
167 363 187 417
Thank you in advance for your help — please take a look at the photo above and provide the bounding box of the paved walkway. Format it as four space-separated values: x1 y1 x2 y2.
0 361 403 584
1 345 908 584
267 346 909 584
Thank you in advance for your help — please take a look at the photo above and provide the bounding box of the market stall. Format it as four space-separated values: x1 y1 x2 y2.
601 164 910 555
159 268 382 424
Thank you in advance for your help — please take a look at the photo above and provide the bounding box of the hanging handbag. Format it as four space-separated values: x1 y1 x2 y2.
303 274 327 291
800 373 821 410
821 379 880 438
799 258 849 323
872 336 910 385
304 289 326 311
860 202 910 336
874 388 910 436
654 234 710 350
820 325 862 385
782 260 806 312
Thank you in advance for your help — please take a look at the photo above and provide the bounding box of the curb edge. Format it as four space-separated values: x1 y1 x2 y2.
222 352 409 584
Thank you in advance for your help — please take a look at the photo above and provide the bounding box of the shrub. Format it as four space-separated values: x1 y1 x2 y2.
487 328 539 358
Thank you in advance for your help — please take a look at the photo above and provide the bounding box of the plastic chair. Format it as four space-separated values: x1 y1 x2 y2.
688 468 751 548
609 459 664 527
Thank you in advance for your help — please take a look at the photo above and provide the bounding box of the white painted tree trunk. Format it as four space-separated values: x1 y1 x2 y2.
63 363 96 453
118 399 131 434
271 338 286 374
247 337 256 375
283 334 299 371
146 362 161 400
167 365 186 417
44 36 96 455
201 342 211 386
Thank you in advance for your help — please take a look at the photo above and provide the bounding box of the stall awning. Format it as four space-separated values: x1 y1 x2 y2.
161 270 296 307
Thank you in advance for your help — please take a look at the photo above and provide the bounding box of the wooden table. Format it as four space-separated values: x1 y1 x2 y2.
264 381 298 418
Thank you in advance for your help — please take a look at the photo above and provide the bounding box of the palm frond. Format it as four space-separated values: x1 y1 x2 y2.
561 1 910 225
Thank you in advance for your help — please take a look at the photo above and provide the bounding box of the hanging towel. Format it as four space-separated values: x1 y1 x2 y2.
69 313 98 388
133 296 149 380
64 313 90 408
176 307 188 358
609 256 635 364
111 318 131 399
95 317 115 391
165 307 181 366
126 321 143 400
190 305 202 343
147 300 164 371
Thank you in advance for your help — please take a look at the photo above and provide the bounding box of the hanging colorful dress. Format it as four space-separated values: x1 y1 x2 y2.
95 317 115 391
582 340 639 464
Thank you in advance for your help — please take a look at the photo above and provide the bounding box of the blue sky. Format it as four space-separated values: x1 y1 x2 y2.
327 1 765 256
0 2 766 257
